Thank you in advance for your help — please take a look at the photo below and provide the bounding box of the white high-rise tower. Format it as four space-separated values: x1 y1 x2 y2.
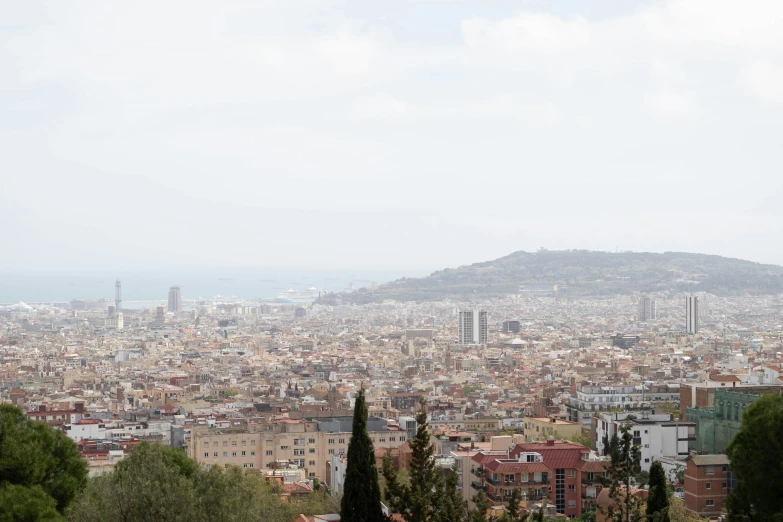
686 295 699 334
458 310 488 345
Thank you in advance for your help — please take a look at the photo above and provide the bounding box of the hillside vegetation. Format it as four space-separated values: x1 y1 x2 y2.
341 250 783 303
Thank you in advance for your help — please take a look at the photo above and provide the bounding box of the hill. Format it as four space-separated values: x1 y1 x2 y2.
338 250 783 303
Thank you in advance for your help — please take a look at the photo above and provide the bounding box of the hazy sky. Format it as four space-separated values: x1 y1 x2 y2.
3 0 783 273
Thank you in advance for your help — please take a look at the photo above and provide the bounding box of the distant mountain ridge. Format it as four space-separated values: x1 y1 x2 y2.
339 250 783 303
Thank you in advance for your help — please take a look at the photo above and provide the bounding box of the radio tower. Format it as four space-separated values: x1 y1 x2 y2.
115 279 122 313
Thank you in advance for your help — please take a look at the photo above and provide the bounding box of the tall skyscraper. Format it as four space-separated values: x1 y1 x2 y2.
686 295 699 334
168 286 182 314
115 279 122 313
638 296 657 322
458 310 488 345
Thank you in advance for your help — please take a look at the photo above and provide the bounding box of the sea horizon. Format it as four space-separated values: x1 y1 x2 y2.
0 268 426 305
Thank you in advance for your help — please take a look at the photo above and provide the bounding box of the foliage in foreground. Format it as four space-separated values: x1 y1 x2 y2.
0 404 88 520
340 387 384 522
725 393 783 522
383 399 467 522
67 442 338 522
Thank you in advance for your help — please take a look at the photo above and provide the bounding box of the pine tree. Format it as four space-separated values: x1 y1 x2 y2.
408 399 441 522
383 399 462 522
504 488 522 521
600 424 642 522
469 489 490 522
646 461 669 522
340 387 385 522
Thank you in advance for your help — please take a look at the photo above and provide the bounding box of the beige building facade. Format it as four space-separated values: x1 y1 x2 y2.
189 418 406 484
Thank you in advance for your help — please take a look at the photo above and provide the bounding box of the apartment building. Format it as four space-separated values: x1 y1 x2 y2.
683 455 732 517
524 417 582 442
592 411 694 472
189 416 406 484
566 384 680 429
466 438 610 518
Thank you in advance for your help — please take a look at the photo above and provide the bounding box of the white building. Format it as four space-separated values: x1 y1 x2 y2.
64 419 107 441
329 454 348 495
686 296 699 334
458 310 488 345
594 412 695 472
567 384 681 429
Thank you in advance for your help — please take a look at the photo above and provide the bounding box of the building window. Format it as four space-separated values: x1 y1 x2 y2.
722 483 727 489
266 450 273 456
251 440 256 446
281 446 289 450
568 485 575 492
567 470 575 478
706 500 714 507
213 452 218 457
328 449 335 455
309 438 316 444
204 453 209 458
706 483 711 490
309 448 315 453
241 451 246 456
232 452 237 457
400 436 405 441
722 466 728 472
203 442 209 448
232 441 237 446
213 442 218 448
223 452 227 457
706 466 714 475
251 451 255 456
309 460 316 466
242 441 247 447
645 459 650 463
329 439 335 444
568 500 576 508
339 438 346 444
390 437 396 442
223 441 227 447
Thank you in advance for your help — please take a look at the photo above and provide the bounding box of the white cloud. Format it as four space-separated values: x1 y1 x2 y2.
743 61 783 106
353 93 409 120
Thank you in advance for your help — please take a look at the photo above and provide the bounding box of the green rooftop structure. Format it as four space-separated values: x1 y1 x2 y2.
686 389 761 454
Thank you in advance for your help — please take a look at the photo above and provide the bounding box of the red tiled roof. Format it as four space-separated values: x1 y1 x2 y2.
511 442 588 470
485 460 550 473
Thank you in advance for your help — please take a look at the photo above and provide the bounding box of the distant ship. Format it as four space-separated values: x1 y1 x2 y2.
277 287 321 301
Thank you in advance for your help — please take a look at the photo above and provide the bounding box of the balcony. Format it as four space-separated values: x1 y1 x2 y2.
487 492 505 503
471 482 487 492
485 477 500 486
472 467 486 478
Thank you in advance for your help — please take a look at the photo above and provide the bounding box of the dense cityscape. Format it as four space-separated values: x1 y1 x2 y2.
2 271 782 520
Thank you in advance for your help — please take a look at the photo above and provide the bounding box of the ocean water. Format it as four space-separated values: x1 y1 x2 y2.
0 268 423 305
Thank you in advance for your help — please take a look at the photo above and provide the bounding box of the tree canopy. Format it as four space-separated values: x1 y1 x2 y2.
68 442 339 522
0 404 87 517
725 393 783 522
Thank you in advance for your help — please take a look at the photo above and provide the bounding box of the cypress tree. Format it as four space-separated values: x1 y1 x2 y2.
646 461 669 522
340 387 385 522
408 399 441 522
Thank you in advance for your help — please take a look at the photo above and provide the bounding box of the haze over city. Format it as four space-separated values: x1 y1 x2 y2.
3 3 783 522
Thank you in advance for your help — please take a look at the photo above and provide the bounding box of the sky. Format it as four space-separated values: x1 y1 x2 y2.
2 0 783 275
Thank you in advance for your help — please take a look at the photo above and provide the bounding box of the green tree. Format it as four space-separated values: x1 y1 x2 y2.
0 483 64 522
469 490 490 522
439 466 467 522
68 443 196 522
580 511 597 522
383 399 460 522
725 393 783 522
600 424 642 522
646 461 669 522
340 387 384 522
0 404 87 514
506 488 521 521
